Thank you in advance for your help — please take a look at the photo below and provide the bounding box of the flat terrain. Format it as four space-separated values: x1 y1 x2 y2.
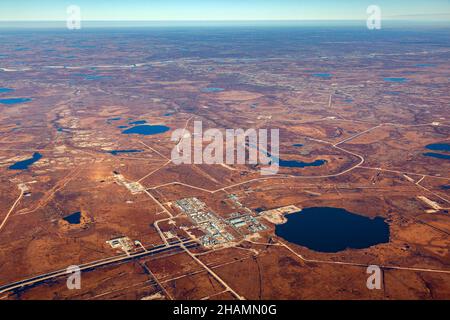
0 26 449 300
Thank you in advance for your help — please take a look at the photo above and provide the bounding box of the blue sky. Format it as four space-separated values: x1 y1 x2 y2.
1 0 449 21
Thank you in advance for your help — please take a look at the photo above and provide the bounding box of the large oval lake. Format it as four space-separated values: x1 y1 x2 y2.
122 125 170 136
275 207 390 253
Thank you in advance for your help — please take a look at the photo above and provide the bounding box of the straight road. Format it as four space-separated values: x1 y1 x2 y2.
0 189 24 232
0 239 197 295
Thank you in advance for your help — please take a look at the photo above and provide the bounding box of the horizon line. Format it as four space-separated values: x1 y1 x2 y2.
2 18 450 22
1 19 449 30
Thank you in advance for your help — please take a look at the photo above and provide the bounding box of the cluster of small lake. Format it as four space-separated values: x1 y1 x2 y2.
0 88 32 105
309 73 401 82
105 117 171 136
275 207 390 253
423 143 450 161
8 152 42 170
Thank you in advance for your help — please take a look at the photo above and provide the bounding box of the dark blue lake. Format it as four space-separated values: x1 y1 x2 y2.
275 207 390 253
8 152 42 170
63 211 81 224
253 143 326 169
0 88 14 93
0 98 32 105
122 125 170 136
425 143 450 152
423 152 450 160
441 185 450 190
107 149 143 155
384 77 407 83
292 144 304 147
279 158 326 168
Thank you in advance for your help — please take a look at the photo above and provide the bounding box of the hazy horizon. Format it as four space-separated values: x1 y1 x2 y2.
1 0 449 21
1 19 450 30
